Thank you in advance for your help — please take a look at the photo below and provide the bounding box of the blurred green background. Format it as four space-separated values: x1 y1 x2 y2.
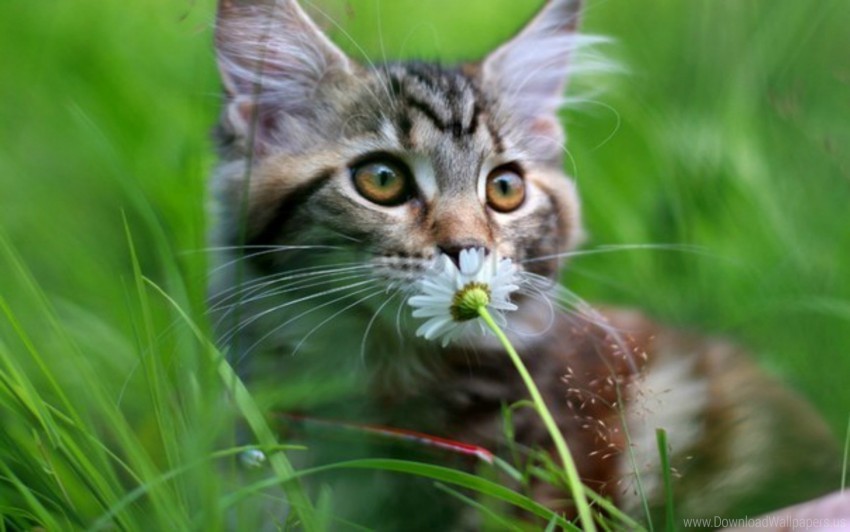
1 0 849 527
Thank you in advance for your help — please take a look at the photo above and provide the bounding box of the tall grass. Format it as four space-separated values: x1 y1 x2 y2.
1 0 849 529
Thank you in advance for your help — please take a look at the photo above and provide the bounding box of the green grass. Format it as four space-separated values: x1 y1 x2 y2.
1 0 849 529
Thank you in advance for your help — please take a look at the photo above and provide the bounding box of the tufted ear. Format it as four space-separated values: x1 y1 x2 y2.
480 0 588 147
215 0 353 152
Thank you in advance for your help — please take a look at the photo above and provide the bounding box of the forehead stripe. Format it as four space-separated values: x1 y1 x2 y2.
467 102 481 136
404 94 484 142
485 117 505 154
390 67 481 141
406 97 450 132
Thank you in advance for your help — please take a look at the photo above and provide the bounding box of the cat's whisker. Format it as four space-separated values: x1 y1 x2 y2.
206 245 348 277
547 297 602 328
211 270 376 332
520 270 615 329
571 97 623 151
395 290 410 342
359 287 404 363
539 283 642 375
219 277 378 347
207 271 368 328
518 270 559 291
520 275 600 331
325 230 364 244
214 269 374 313
302 1 397 108
290 288 387 358
207 261 370 303
183 244 343 256
546 283 606 322
514 130 582 181
218 278 378 346
506 281 557 338
374 0 389 75
235 281 381 363
521 243 712 266
208 263 373 311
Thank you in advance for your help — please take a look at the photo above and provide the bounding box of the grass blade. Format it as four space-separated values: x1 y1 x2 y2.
222 458 579 530
142 278 320 531
656 428 674 531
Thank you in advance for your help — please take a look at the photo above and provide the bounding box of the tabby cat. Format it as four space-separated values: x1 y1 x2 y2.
209 0 840 528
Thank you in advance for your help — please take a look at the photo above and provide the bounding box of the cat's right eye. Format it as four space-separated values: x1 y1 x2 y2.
486 165 526 213
351 158 412 207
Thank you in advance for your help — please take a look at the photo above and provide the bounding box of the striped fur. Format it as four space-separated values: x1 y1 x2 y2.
209 1 840 528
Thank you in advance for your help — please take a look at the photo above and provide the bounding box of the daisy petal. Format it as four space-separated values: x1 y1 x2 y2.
410 247 520 346
416 316 452 339
489 301 518 312
412 307 449 318
408 294 449 307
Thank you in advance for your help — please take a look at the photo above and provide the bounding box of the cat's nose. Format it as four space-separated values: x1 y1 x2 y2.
437 240 490 268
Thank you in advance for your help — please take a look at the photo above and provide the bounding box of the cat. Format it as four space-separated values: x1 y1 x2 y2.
208 0 841 528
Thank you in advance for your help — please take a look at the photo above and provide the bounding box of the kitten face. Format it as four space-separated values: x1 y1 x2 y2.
211 0 588 345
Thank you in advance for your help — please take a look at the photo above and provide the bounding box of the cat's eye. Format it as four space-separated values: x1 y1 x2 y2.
351 158 411 206
486 166 526 213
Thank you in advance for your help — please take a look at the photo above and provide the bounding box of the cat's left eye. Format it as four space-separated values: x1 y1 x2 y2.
351 158 412 207
486 166 526 213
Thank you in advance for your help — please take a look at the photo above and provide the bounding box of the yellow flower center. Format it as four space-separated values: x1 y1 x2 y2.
450 282 491 322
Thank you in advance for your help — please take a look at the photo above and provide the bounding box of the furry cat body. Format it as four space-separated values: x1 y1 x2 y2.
209 0 840 527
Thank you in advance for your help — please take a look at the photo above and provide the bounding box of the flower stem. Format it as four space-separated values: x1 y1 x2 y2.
478 306 597 532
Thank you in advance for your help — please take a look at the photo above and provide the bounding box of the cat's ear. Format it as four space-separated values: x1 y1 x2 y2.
480 0 584 142
215 0 353 151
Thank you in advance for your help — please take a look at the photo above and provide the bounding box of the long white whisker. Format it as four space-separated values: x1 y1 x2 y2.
536 280 641 375
206 245 346 277
546 283 607 323
209 264 372 310
395 290 410 342
290 288 386 358
222 270 373 311
584 98 622 151
359 288 402 363
507 281 557 338
522 271 616 329
212 270 375 332
521 243 712 265
236 282 381 363
208 263 371 307
183 244 343 255
219 278 377 345
325 229 363 244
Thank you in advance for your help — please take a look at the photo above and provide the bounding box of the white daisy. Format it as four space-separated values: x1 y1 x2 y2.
408 248 520 346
